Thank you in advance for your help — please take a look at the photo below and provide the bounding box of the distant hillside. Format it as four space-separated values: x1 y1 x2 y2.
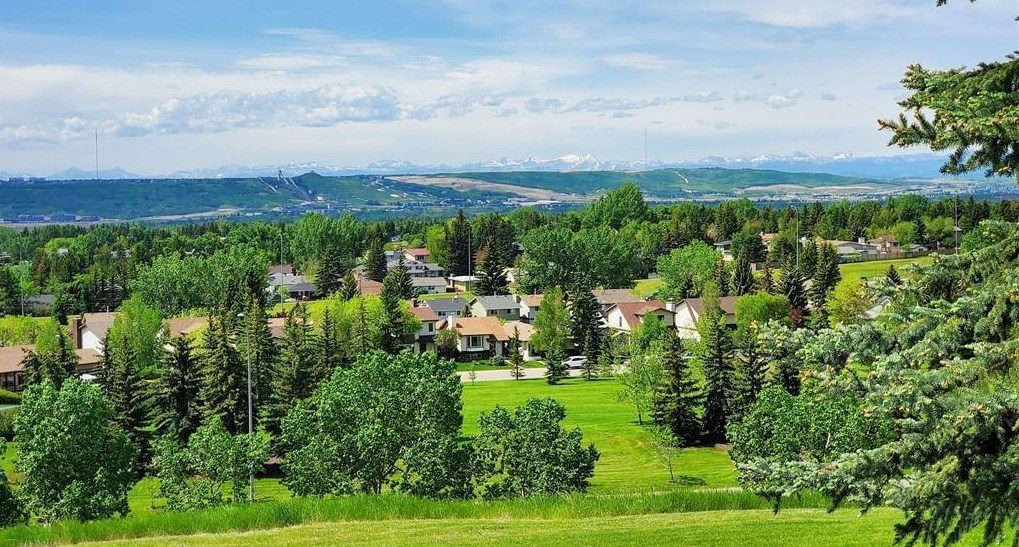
452 168 893 197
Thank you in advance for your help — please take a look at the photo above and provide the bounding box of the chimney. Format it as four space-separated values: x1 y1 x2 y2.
665 301 676 312
858 237 866 244
70 316 82 349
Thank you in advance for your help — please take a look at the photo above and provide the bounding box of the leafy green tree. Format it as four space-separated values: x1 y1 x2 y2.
435 328 458 360
14 379 137 522
735 293 791 330
150 336 203 445
731 228 767 264
699 292 734 444
657 241 721 301
153 417 269 510
757 321 803 396
583 182 649 229
827 283 872 326
0 267 19 316
0 438 25 526
281 351 462 496
618 317 667 425
531 287 570 384
473 398 600 498
474 247 509 296
652 333 701 446
199 309 247 435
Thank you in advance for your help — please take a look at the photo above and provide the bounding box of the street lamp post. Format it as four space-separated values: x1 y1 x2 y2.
237 312 255 502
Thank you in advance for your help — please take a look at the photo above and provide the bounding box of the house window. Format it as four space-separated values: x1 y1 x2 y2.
618 316 623 327
467 335 484 349
427 323 434 332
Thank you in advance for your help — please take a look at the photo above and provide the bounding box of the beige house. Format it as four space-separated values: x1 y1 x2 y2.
444 316 509 358
604 300 676 333
674 296 740 340
503 320 537 360
0 344 102 392
409 306 441 353
70 312 119 353
515 294 543 322
469 295 520 320
592 289 644 312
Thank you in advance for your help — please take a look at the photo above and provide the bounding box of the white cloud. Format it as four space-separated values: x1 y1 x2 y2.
734 89 803 109
701 0 919 28
603 53 681 71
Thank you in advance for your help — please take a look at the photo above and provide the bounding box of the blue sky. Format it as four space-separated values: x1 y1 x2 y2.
1 0 1017 175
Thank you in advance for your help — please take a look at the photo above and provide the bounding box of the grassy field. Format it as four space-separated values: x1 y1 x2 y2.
837 256 934 288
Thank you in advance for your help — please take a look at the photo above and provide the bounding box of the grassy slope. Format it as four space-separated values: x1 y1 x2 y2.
79 509 982 547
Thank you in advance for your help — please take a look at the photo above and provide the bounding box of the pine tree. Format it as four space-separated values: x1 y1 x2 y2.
713 260 731 297
35 326 78 389
238 291 276 427
474 247 509 296
266 304 316 439
800 240 819 278
731 327 766 423
364 236 387 282
20 350 42 386
316 307 342 382
351 296 371 357
887 264 902 286
391 255 415 299
544 345 567 385
732 251 755 296
652 333 702 446
150 336 203 445
508 327 526 380
101 328 148 457
569 287 602 362
810 244 841 329
316 245 344 297
580 331 599 381
444 209 472 276
597 335 616 378
199 309 247 435
781 267 810 329
340 271 360 300
380 273 406 354
760 259 775 293
699 295 734 445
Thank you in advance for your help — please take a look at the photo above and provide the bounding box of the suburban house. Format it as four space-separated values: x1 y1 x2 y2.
833 240 881 258
164 317 207 340
503 320 537 360
674 296 740 340
0 344 103 392
358 278 383 296
469 295 520 319
760 232 779 250
443 316 509 359
714 240 734 261
409 305 440 353
449 275 479 292
405 261 445 278
426 296 468 319
515 294 543 321
269 263 298 276
402 248 431 262
604 300 676 333
412 276 448 295
868 235 900 253
267 272 317 300
70 312 119 353
592 288 644 311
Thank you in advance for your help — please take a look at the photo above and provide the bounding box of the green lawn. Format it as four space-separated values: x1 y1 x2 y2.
837 256 934 288
455 362 544 372
462 378 736 492
75 509 976 547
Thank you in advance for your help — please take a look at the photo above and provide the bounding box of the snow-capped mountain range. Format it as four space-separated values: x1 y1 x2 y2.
7 153 953 181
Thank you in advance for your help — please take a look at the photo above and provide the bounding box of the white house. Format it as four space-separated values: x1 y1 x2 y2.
426 296 468 319
71 312 119 353
673 296 740 340
604 300 676 333
446 316 509 358
412 276 448 295
409 306 441 353
515 294 543 321
469 295 520 320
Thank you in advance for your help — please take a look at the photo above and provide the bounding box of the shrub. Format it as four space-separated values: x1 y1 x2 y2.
0 389 20 405
489 355 506 367
0 409 18 441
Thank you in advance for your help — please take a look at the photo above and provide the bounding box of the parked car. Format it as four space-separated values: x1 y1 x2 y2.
562 355 587 369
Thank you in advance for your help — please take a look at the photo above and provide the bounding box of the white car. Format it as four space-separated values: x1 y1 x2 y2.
562 356 587 369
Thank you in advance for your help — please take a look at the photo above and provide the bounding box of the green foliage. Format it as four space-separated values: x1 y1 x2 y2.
265 304 316 440
474 247 509 296
282 350 463 496
618 321 668 426
0 389 19 405
732 251 755 296
474 398 599 498
735 293 791 331
363 235 387 282
657 241 721 301
698 293 734 444
508 328 526 380
14 379 137 523
154 417 269 511
652 334 702 446
0 408 17 441
583 182 650 229
199 310 247 435
443 210 472 277
150 336 203 445
24 320 78 388
435 328 458 360
0 438 25 527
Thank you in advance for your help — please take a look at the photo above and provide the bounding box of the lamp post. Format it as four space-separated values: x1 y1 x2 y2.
236 312 254 502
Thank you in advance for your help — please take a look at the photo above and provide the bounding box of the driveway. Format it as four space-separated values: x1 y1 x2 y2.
458 367 580 382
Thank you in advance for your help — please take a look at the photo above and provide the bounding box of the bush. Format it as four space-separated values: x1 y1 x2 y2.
0 389 20 405
489 355 506 367
0 409 18 441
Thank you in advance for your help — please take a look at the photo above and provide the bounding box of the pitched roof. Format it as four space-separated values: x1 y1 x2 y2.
409 306 439 322
516 294 543 307
412 276 448 287
472 295 519 310
683 296 740 316
426 297 468 313
359 279 383 295
403 247 430 256
165 317 207 338
268 263 297 276
502 320 533 342
593 288 643 306
79 312 119 339
608 300 667 330
454 316 509 341
0 345 101 374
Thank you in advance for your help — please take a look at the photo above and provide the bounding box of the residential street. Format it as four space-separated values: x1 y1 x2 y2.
457 367 567 382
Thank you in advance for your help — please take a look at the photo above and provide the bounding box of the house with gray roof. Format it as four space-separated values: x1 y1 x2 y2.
425 296 469 319
469 295 520 320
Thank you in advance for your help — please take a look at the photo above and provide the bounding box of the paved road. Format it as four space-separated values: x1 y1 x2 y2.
457 367 581 382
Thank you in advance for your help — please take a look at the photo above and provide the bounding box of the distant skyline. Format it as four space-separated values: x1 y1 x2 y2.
1 1 1017 175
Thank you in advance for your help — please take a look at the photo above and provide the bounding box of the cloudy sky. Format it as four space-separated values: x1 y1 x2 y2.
1 1 1017 175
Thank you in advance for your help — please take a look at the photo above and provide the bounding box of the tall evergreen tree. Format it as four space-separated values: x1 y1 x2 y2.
652 333 702 446
444 209 472 276
887 264 902 286
391 255 415 299
508 327 526 380
781 267 809 329
800 240 819 278
34 323 78 389
364 235 387 282
698 293 734 444
677 272 695 300
544 345 567 385
569 286 602 361
20 350 42 386
809 244 841 329
199 309 247 435
759 259 775 293
315 307 343 382
380 272 406 354
474 247 509 296
340 270 360 300
266 304 316 439
100 327 148 458
150 336 203 445
238 291 277 426
732 251 755 296
731 326 766 423
713 260 731 297
316 245 344 297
